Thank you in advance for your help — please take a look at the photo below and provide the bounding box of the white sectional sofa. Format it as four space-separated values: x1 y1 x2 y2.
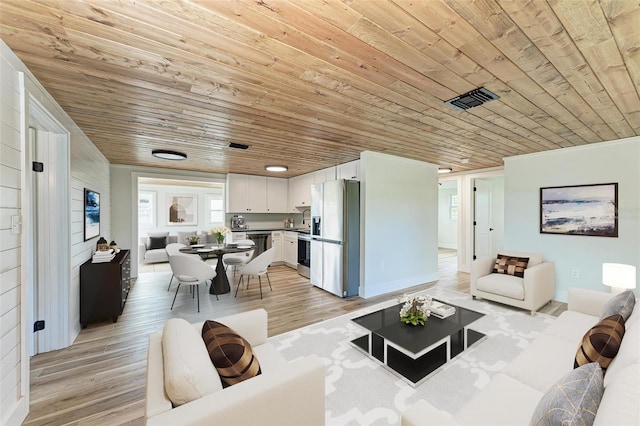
145 309 325 425
402 288 639 425
138 233 177 264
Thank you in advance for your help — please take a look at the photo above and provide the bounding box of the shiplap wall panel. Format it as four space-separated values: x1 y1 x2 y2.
1 39 111 423
0 45 25 425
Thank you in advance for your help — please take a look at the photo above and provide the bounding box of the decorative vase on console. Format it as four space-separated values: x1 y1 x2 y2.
209 226 230 248
399 294 432 326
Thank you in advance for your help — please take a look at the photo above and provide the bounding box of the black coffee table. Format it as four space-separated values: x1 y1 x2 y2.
351 300 485 386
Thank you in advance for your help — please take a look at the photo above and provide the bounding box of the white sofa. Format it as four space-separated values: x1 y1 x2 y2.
138 235 177 264
471 251 556 315
402 288 640 425
145 309 325 425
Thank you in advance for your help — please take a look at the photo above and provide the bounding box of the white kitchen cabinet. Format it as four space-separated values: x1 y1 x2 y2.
312 167 336 184
288 173 313 211
226 174 267 213
283 231 298 268
266 177 289 213
271 231 283 263
337 160 359 181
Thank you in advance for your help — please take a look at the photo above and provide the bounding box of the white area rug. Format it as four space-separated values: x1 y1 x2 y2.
269 287 555 425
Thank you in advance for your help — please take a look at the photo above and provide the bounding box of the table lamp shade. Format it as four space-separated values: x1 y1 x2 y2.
602 263 636 294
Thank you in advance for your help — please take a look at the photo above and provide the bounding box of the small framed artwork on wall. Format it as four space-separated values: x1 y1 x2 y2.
84 188 100 241
167 193 197 225
540 183 618 237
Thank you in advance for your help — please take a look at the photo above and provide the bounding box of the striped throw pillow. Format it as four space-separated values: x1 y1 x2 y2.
493 254 529 278
202 320 261 387
574 314 625 371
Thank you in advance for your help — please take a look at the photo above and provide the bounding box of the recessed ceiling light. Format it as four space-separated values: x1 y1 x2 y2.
438 168 453 174
152 149 187 160
460 158 470 164
265 165 288 172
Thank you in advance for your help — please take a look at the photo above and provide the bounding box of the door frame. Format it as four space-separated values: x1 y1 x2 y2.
451 168 504 273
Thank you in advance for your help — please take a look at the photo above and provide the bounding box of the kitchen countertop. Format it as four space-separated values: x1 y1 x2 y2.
230 228 310 233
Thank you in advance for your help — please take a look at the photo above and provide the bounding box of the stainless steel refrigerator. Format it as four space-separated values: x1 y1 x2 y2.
310 179 360 297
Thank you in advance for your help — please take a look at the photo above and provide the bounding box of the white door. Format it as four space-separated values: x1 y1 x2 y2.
474 179 493 260
30 127 70 354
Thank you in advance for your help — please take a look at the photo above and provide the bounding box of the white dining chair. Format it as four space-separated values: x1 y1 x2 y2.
223 239 256 276
165 243 188 291
235 247 275 300
169 255 218 312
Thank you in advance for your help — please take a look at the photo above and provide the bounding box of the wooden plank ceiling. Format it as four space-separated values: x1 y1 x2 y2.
1 0 639 177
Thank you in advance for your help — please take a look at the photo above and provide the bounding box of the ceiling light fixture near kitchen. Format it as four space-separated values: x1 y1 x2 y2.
152 149 187 160
265 165 288 172
438 168 453 174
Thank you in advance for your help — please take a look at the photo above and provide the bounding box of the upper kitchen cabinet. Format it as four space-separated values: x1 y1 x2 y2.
288 173 314 211
314 167 336 184
266 177 289 213
337 160 359 181
226 174 267 213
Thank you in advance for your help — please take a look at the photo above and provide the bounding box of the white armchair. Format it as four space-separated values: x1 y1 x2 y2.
145 309 325 426
471 251 555 315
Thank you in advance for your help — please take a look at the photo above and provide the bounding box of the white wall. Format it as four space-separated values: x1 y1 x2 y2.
0 41 28 426
504 137 640 302
438 182 457 249
0 40 110 425
110 164 226 277
138 182 224 236
360 151 439 298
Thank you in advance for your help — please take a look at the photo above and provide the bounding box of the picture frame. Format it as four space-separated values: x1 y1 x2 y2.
167 193 197 225
540 183 618 237
84 188 100 241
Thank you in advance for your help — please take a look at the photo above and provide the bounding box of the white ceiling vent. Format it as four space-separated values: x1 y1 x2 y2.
444 88 500 111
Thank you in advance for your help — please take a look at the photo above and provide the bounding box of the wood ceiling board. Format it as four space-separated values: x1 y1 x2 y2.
1 0 638 176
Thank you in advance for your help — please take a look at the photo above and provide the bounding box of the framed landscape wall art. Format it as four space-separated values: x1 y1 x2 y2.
540 183 618 237
167 194 197 225
84 188 100 241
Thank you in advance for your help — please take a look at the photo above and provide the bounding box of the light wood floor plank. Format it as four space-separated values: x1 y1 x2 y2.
24 249 565 425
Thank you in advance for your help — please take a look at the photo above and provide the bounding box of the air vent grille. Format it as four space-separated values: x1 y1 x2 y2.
445 87 500 111
228 142 249 150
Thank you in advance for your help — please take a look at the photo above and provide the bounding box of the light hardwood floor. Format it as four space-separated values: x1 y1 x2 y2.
25 249 565 425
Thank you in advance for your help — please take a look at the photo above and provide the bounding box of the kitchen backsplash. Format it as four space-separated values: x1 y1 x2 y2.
225 212 304 230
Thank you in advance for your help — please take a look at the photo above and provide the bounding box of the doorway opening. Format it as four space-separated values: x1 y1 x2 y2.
438 180 459 270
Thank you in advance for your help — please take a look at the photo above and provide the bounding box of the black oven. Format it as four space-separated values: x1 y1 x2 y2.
297 233 311 278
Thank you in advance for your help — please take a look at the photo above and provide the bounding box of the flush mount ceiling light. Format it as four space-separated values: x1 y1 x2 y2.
445 87 500 111
438 168 453 174
265 165 288 172
152 149 187 160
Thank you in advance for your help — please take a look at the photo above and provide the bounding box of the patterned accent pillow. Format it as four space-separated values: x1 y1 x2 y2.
202 320 261 388
575 314 625 371
601 290 636 322
492 254 529 278
529 362 603 426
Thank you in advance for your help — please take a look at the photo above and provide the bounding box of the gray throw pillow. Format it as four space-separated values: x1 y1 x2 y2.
529 362 603 426
601 290 636 322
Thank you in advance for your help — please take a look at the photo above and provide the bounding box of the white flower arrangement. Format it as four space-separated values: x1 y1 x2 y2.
209 226 231 244
185 234 200 244
398 294 432 326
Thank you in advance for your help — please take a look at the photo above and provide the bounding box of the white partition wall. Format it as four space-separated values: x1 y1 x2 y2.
359 151 439 298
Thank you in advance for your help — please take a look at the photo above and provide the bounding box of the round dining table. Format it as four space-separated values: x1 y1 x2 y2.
179 244 253 295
